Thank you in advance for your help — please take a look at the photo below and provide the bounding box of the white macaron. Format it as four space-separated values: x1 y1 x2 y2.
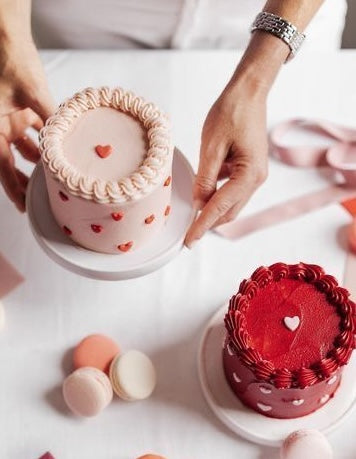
109 350 156 401
280 429 333 459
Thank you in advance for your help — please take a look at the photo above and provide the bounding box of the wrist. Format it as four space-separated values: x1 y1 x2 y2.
227 31 289 97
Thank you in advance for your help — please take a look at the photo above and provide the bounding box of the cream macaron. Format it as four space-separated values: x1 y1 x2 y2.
109 350 156 401
280 430 333 459
63 367 113 417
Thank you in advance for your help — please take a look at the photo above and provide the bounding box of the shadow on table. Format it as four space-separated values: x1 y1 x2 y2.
146 324 279 459
44 346 75 418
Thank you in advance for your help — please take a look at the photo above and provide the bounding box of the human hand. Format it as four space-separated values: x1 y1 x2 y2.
185 84 268 248
0 37 55 211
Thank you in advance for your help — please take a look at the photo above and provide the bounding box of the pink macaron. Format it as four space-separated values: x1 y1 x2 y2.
62 367 113 417
280 430 333 459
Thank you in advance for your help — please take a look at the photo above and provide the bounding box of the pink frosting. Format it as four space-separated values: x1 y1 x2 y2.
41 87 173 254
63 107 147 182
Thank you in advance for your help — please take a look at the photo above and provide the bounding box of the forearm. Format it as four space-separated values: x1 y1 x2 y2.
226 0 324 97
0 0 32 43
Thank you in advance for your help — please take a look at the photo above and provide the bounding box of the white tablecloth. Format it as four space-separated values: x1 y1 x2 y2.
0 50 356 459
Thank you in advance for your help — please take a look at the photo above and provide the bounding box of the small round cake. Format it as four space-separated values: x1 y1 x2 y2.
40 87 173 254
223 262 355 419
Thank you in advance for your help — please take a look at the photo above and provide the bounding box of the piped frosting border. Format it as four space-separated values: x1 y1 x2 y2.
224 262 356 389
40 86 172 204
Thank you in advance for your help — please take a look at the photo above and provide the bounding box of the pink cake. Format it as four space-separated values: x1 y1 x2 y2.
223 263 356 419
39 87 173 254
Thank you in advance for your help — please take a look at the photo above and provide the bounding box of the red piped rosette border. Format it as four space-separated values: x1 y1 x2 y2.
224 262 356 390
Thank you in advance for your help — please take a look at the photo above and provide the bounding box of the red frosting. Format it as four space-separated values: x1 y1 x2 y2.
244 279 340 371
223 262 356 419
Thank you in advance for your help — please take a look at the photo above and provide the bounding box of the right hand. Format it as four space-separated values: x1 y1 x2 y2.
0 37 55 211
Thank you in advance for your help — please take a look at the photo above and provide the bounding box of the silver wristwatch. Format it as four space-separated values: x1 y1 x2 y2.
251 12 306 62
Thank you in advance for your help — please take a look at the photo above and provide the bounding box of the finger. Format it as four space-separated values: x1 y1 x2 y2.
6 108 43 140
194 140 227 209
13 135 41 163
217 162 231 181
212 200 247 228
0 136 26 212
185 170 256 247
25 88 55 123
15 169 29 191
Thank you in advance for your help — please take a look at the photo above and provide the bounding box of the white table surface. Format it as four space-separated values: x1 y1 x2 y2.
1 50 356 459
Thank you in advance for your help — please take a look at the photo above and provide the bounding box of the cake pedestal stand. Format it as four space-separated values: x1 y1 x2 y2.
27 148 196 280
198 304 356 447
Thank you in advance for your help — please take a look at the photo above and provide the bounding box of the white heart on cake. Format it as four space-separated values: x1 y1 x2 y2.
257 402 272 412
283 315 300 331
292 398 304 406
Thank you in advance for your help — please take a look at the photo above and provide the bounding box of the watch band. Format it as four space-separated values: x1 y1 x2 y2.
251 12 306 62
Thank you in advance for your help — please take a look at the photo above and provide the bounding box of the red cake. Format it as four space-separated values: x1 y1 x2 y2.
223 263 355 419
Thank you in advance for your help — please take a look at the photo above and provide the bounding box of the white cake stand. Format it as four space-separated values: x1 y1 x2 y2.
198 304 356 447
27 148 196 280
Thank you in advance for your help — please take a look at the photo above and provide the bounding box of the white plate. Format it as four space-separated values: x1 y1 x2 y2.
198 304 356 447
27 148 196 280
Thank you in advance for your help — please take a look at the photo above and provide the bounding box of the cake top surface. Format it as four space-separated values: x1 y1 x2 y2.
225 263 355 389
40 87 171 204
63 107 147 182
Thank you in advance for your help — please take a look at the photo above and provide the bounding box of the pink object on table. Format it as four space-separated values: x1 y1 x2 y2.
40 87 173 255
62 367 113 417
38 453 55 459
0 253 24 299
280 429 333 459
73 334 120 374
348 219 356 253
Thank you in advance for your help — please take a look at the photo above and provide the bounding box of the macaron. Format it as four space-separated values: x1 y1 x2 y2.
280 430 333 459
63 367 113 417
0 301 5 330
109 350 156 401
73 334 120 374
136 455 167 459
348 219 356 253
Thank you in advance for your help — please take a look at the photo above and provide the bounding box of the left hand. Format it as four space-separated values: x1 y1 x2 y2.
185 83 268 248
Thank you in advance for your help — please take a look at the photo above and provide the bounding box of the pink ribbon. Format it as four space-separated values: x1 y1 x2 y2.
215 118 356 240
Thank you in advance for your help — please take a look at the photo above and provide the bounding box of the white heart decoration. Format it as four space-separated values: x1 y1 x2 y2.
257 402 272 412
259 386 272 395
233 372 241 383
328 375 337 385
320 394 330 404
292 399 304 406
283 316 300 332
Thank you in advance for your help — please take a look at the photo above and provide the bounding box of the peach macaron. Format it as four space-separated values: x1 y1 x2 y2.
136 455 167 459
73 334 120 374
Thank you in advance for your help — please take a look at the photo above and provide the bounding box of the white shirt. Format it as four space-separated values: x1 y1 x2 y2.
32 0 347 50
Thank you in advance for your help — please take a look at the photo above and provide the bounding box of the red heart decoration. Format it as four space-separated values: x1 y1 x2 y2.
145 214 155 225
118 241 133 252
95 144 112 159
111 212 123 221
59 191 69 201
91 224 103 233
